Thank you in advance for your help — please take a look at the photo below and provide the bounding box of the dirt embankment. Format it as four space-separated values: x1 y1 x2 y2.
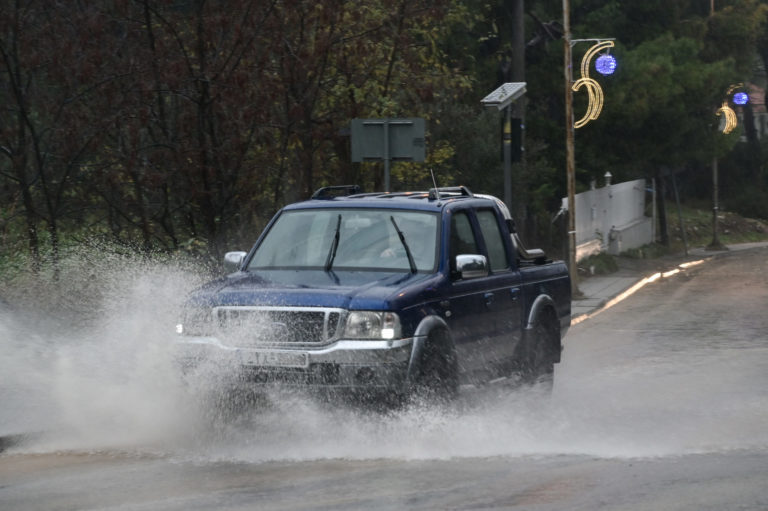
669 209 768 247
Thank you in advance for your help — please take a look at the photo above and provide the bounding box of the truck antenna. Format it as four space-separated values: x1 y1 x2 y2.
430 168 439 191
428 169 442 200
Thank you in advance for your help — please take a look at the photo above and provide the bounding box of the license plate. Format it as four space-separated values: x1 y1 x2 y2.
241 350 309 368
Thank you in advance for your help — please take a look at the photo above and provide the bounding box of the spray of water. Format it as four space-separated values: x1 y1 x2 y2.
1 245 767 462
0 244 207 452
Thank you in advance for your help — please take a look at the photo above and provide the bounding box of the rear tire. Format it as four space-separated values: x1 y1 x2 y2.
520 318 557 390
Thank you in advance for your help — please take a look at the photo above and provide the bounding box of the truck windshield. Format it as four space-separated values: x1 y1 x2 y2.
247 208 439 272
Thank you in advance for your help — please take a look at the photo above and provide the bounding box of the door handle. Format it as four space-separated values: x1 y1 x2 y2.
509 288 520 301
484 292 495 307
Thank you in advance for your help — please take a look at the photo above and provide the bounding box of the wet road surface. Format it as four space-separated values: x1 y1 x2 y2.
1 246 767 510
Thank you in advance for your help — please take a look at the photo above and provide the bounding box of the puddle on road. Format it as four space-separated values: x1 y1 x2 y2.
1 251 767 462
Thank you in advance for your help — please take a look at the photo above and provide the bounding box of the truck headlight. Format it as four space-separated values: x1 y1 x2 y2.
344 311 401 340
176 308 214 336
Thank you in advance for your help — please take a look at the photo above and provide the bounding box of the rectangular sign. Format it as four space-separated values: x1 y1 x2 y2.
350 118 425 162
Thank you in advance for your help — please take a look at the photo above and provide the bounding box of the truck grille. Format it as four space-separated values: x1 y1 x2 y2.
214 306 343 348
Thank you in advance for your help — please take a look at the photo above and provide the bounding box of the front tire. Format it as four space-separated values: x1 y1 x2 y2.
410 330 459 404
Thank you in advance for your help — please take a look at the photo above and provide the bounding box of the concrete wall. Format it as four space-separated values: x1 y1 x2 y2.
563 178 653 260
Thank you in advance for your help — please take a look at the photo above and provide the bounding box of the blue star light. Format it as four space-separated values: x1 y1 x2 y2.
733 92 749 105
595 54 617 76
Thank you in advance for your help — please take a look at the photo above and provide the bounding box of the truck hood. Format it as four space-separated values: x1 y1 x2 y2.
189 270 433 310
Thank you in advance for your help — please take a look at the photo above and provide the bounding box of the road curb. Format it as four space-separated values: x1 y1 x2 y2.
569 242 768 327
570 257 711 325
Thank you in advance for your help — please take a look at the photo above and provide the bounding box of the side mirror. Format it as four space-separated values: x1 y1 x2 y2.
223 251 247 272
455 254 488 279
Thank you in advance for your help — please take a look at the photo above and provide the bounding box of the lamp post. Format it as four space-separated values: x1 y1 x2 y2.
707 0 723 251
708 84 748 250
707 156 724 250
481 82 527 212
563 0 615 298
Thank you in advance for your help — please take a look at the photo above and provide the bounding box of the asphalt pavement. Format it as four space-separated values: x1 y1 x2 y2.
570 241 768 323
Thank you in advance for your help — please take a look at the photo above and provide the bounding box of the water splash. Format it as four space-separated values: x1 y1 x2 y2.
2 246 767 461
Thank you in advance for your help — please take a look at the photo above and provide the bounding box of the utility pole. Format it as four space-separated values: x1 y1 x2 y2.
510 0 525 221
563 0 579 297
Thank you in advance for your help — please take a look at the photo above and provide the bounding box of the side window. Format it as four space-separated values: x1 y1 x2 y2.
477 209 510 272
449 211 479 271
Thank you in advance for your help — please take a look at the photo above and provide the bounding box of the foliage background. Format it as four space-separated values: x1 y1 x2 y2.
1 0 767 273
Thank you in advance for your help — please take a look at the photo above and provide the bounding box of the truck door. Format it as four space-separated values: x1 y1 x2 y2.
443 209 521 383
474 207 524 375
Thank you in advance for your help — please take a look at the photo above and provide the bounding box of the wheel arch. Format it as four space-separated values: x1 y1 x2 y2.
524 294 562 363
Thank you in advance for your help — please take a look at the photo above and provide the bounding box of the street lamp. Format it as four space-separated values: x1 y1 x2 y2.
481 82 527 212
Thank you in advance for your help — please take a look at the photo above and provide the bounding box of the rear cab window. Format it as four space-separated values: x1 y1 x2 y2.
476 208 510 272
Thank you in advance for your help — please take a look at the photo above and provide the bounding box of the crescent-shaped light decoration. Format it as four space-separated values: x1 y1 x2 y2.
572 78 604 128
717 83 744 134
572 40 615 128
726 83 744 96
717 101 737 134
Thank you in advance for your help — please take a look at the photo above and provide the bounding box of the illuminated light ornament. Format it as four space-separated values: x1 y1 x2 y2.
595 54 617 76
717 83 745 134
732 92 748 105
716 101 737 134
573 40 615 128
572 76 604 128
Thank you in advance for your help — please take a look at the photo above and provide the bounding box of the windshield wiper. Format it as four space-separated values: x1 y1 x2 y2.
324 214 342 271
390 216 417 274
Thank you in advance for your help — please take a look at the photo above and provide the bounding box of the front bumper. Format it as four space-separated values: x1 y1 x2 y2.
175 336 415 390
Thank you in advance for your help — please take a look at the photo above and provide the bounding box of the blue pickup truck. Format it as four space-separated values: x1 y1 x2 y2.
175 186 570 402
